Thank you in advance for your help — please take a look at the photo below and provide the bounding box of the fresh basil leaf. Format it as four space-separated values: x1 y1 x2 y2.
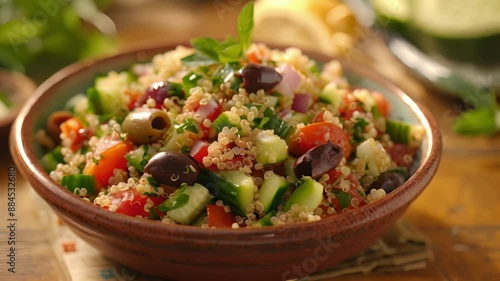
191 37 221 60
237 1 254 52
181 52 217 67
219 43 243 62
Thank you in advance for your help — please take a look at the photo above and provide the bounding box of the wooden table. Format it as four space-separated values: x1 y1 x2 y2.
1 1 499 280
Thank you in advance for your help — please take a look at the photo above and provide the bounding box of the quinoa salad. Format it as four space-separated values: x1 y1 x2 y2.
38 2 424 228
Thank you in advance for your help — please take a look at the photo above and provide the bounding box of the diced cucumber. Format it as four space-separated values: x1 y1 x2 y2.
264 95 280 108
125 145 157 172
89 71 132 115
284 178 324 212
161 126 193 152
166 183 211 225
197 169 254 216
41 146 64 173
256 210 277 226
255 130 288 165
212 111 241 132
61 174 96 196
258 172 289 213
261 107 295 140
283 156 298 183
289 112 310 125
190 210 208 226
386 119 412 144
319 82 342 110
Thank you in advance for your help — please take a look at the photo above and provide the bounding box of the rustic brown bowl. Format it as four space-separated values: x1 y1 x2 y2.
10 44 441 281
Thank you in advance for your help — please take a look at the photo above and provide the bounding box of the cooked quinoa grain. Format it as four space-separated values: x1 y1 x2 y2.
40 42 423 229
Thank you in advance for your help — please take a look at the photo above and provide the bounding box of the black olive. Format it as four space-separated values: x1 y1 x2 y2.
239 63 282 94
294 142 344 179
144 151 199 187
368 172 406 193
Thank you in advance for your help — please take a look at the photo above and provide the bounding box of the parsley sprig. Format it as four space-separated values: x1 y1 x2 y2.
181 1 254 65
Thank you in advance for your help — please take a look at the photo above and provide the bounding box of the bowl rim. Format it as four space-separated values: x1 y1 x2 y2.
10 42 442 242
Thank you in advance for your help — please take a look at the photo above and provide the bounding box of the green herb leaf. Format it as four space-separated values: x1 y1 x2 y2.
237 1 254 52
352 118 369 142
181 52 217 67
219 43 243 63
175 118 199 134
453 107 498 136
158 187 190 213
333 190 352 209
183 1 254 65
452 88 499 136
191 37 221 60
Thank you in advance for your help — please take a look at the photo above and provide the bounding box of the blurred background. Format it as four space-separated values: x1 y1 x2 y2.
0 0 498 139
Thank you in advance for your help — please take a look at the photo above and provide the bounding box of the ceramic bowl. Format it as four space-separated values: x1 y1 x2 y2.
10 44 441 281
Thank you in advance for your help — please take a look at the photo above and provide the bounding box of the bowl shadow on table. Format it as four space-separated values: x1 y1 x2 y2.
404 211 500 281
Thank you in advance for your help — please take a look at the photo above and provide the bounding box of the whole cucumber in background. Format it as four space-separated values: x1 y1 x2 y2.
370 0 500 136
371 0 500 66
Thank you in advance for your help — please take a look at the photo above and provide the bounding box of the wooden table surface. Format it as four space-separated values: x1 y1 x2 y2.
1 1 499 280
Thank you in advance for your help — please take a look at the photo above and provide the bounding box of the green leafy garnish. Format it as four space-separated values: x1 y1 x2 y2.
157 186 190 212
175 118 199 134
237 1 254 52
181 1 254 65
352 118 369 142
332 190 352 209
452 88 499 136
453 106 499 136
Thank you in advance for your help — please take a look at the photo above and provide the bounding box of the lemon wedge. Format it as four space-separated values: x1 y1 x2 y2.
253 0 359 56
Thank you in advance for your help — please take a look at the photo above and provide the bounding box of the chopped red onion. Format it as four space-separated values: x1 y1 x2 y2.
291 93 311 113
273 64 302 98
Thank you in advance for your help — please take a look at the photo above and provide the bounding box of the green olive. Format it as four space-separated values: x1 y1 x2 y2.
122 109 170 144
